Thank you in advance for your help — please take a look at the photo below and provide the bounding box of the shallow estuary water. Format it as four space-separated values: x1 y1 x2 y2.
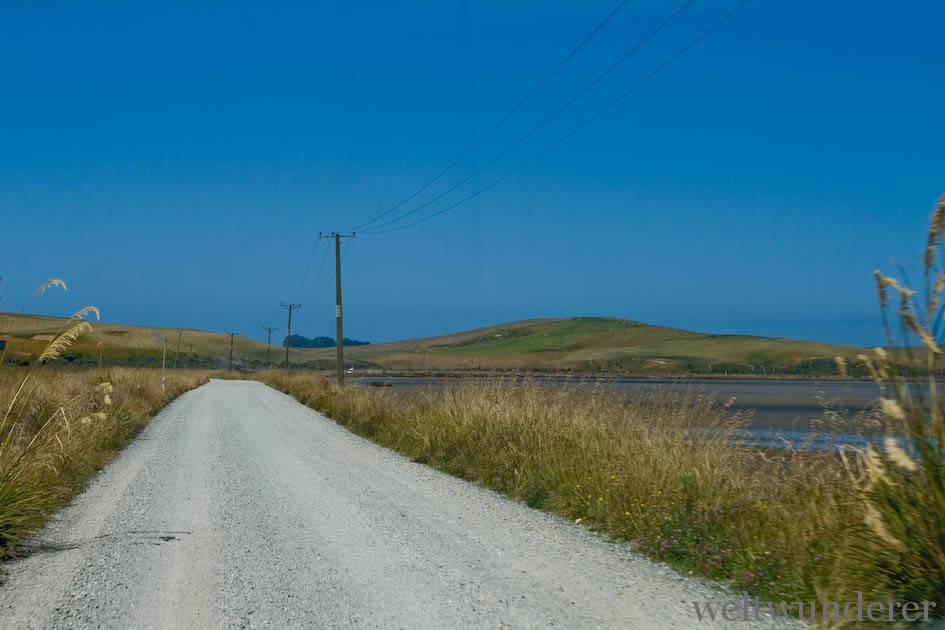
352 376 886 449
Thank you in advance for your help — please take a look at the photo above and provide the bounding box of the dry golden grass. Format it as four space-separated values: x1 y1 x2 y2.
0 366 209 554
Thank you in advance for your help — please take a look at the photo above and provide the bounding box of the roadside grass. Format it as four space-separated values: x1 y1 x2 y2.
0 367 209 555
256 370 869 606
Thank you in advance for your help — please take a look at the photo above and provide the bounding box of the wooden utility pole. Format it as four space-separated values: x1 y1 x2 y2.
161 337 167 391
174 331 182 368
319 232 355 383
262 325 278 368
228 333 236 370
281 303 301 369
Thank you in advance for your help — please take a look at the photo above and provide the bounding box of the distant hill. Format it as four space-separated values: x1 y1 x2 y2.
340 317 866 376
0 312 276 368
0 312 865 376
284 334 370 348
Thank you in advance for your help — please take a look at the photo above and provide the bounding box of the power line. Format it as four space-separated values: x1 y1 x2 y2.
267 236 324 336
289 239 321 303
265 235 322 334
265 298 283 328
299 239 333 304
357 0 695 234
363 0 753 235
345 0 631 233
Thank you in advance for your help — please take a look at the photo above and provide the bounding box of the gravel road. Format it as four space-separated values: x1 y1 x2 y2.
0 380 798 628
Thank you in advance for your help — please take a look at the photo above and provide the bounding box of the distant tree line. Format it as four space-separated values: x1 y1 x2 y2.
283 334 370 348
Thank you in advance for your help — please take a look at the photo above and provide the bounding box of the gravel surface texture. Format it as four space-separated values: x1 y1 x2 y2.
0 379 800 628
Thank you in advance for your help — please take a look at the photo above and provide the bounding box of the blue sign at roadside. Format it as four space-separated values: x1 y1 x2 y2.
0 340 6 351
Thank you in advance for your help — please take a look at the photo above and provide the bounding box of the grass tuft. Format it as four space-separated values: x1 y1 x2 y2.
842 193 945 609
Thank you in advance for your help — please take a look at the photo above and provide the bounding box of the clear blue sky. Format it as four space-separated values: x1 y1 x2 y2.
1 1 942 346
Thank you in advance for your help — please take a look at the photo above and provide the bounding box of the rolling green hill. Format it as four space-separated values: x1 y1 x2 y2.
0 313 863 375
340 317 864 376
